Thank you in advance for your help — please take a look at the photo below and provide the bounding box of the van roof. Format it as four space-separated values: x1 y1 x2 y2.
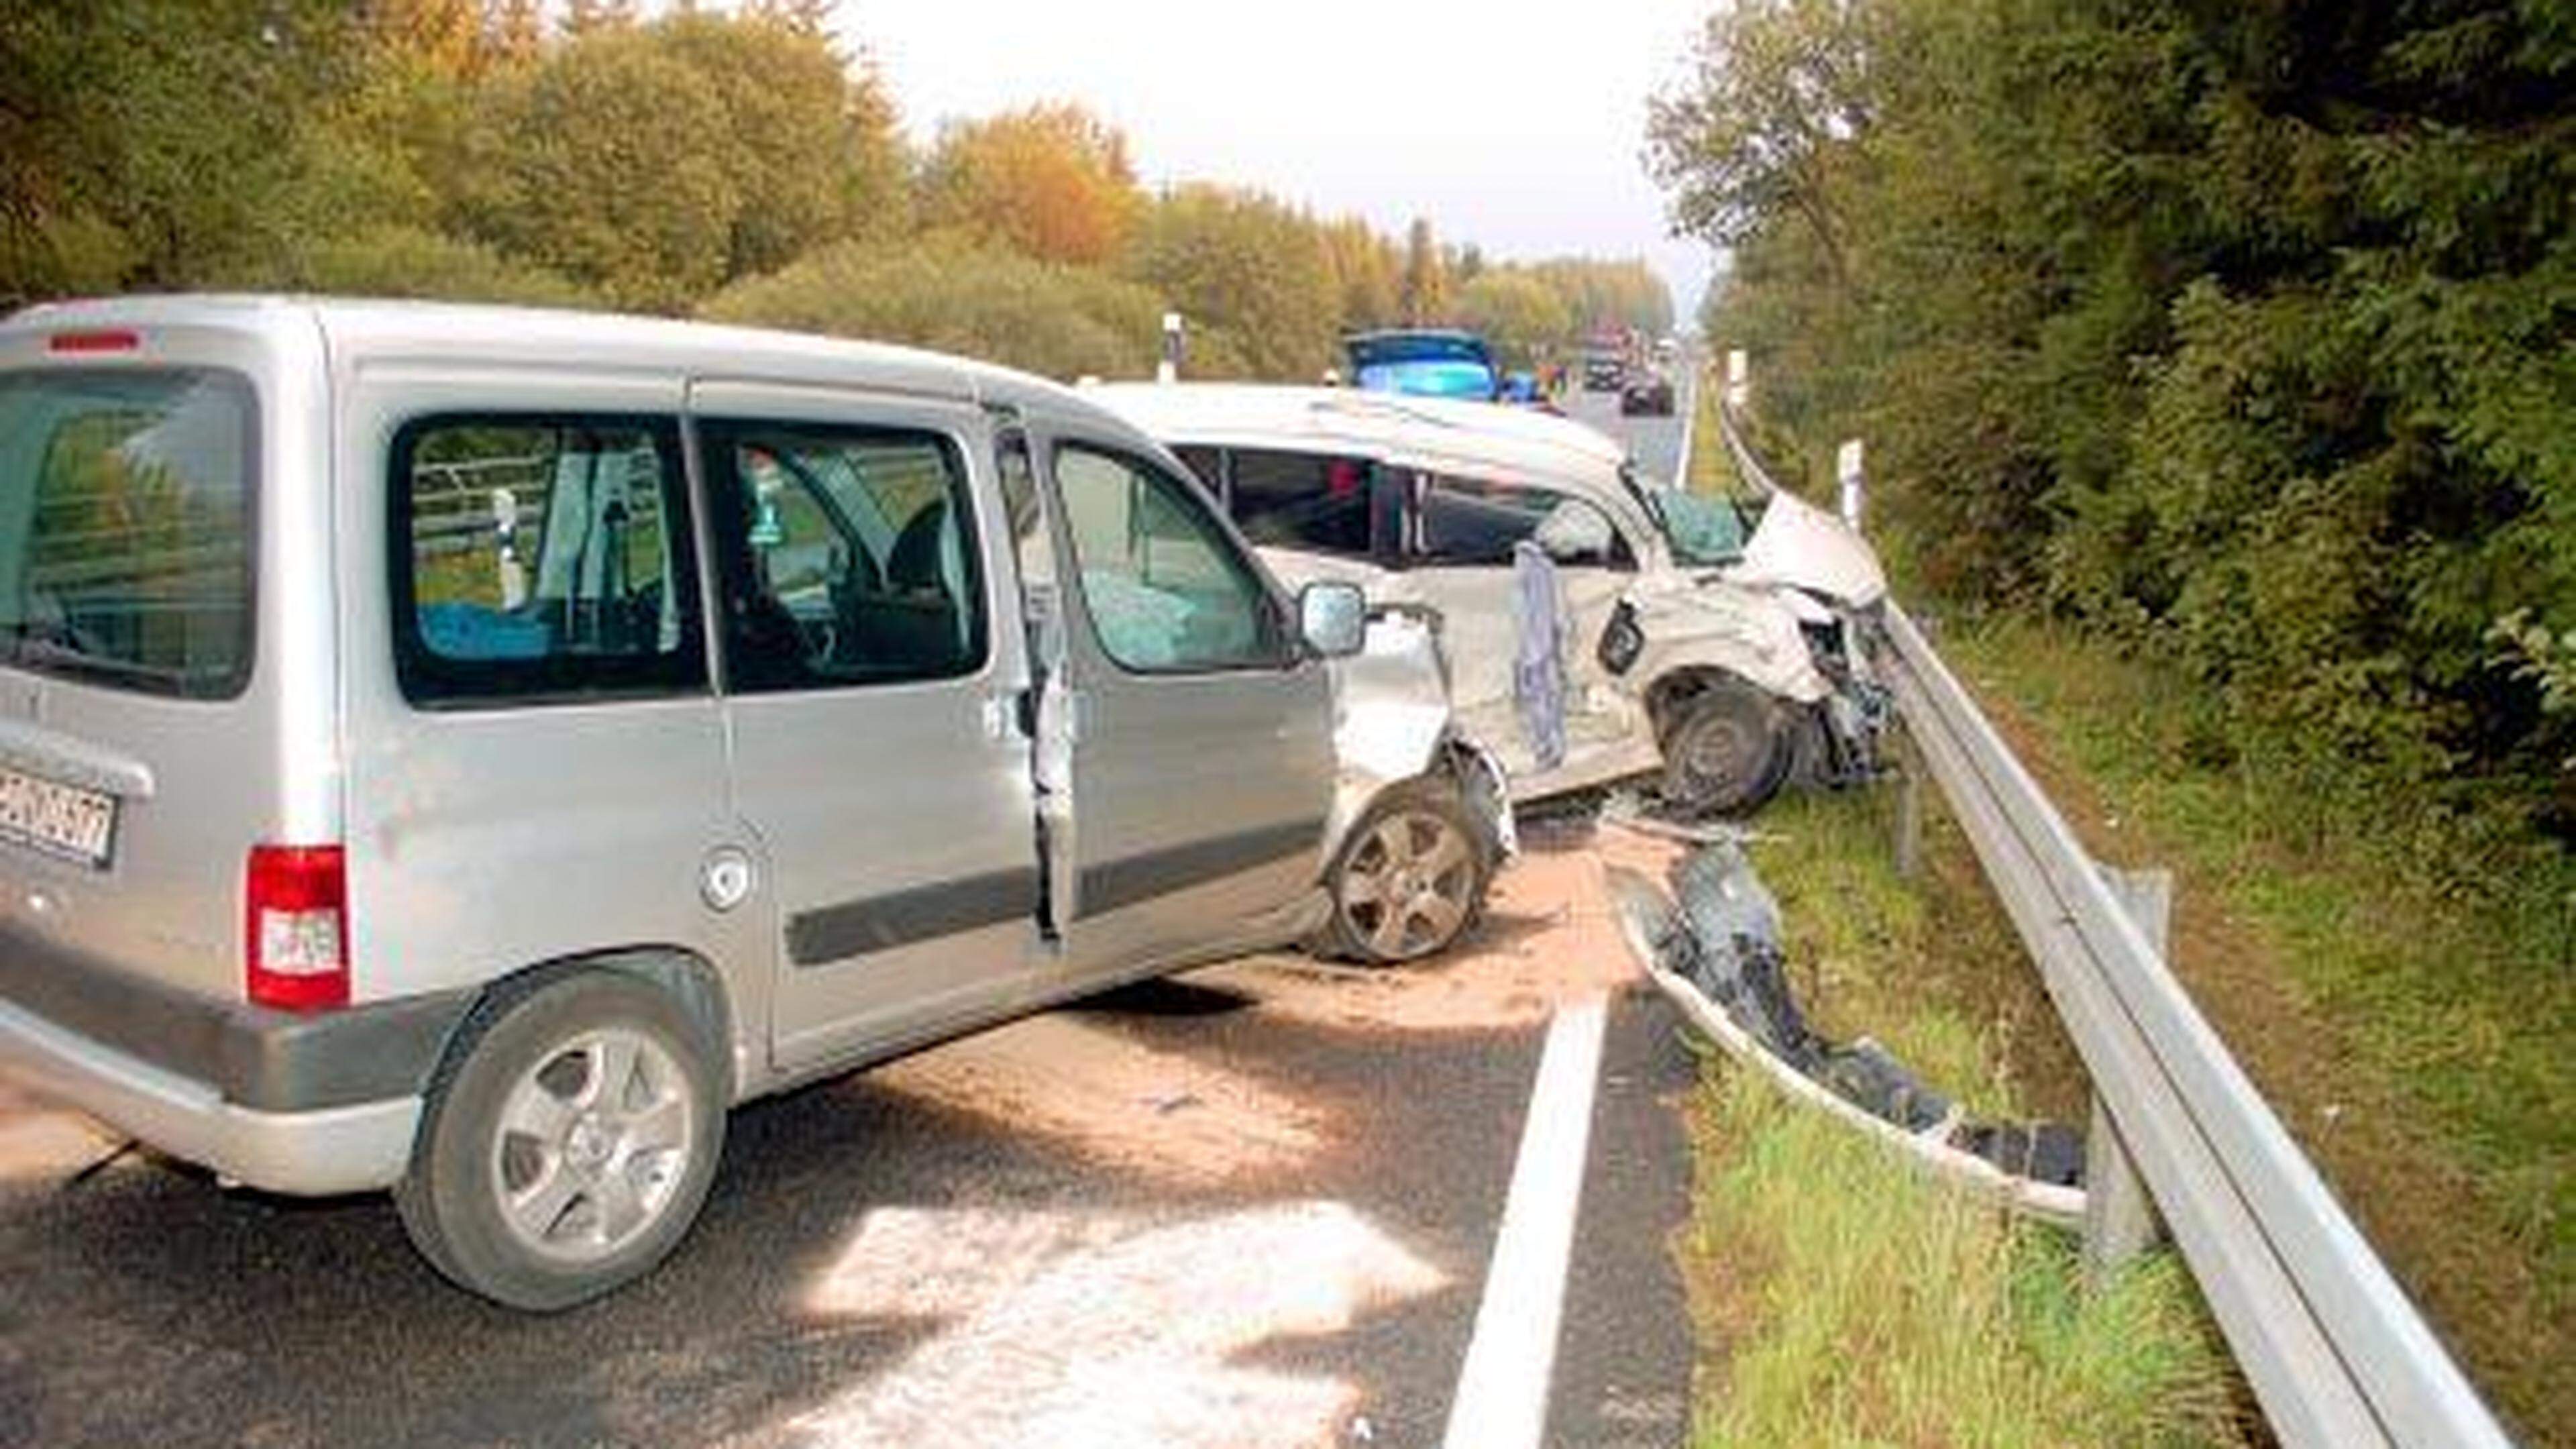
1 293 1107 422
1083 381 1633 492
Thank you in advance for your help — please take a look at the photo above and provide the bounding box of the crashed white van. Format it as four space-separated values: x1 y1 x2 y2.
1086 384 1890 815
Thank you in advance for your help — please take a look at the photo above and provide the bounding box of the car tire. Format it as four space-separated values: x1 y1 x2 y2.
1660 681 1792 817
394 971 726 1312
1322 778 1493 965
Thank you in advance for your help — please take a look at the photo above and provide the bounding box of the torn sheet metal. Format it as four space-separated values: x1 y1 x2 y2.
1604 839 2088 1224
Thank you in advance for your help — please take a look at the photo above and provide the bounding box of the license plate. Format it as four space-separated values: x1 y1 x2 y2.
0 765 117 868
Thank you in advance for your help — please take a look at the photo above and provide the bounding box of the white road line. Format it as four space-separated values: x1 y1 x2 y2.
1440 992 1610 1449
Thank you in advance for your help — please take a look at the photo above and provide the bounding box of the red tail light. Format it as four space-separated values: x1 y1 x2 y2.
48 329 140 354
246 845 347 1011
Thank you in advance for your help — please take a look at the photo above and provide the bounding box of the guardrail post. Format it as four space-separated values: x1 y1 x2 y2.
1892 725 1923 879
2084 864 2173 1285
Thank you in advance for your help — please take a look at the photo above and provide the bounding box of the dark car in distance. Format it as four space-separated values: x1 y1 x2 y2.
1619 370 1676 416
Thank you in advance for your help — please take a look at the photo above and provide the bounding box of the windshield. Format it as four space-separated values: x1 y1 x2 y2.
1353 358 1497 400
1648 486 1754 567
0 368 254 698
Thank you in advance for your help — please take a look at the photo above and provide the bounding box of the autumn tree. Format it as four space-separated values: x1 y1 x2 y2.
1454 269 1573 370
0 0 363 306
1319 215 1402 334
920 103 1141 267
1399 217 1448 325
703 233 1163 382
1128 185 1338 380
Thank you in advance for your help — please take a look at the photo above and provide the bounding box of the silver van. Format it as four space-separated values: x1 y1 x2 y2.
0 296 1505 1308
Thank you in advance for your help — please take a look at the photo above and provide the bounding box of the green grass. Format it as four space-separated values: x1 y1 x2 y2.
1686 1072 2236 1449
1937 612 2575 1436
1679 790 2239 1447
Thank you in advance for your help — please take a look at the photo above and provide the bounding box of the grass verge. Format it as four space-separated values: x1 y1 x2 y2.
1939 612 2574 1441
1678 787 2241 1446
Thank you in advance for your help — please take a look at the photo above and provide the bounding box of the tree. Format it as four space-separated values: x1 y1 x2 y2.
1400 217 1448 325
1128 185 1338 380
1646 0 1875 283
464 25 739 311
1454 270 1573 370
1319 215 1402 333
920 103 1141 266
0 0 363 307
703 234 1163 382
653 10 908 276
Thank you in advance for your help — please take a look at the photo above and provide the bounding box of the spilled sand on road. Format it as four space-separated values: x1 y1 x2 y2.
0 1080 123 1183
873 1014 1324 1187
1193 822 1684 1034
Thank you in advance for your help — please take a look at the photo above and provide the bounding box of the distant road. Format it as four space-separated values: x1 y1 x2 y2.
1561 378 1689 487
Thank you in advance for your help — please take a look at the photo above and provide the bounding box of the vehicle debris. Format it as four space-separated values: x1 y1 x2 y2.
1604 838 2089 1221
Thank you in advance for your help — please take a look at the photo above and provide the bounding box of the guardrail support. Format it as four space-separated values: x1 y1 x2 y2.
2084 864 2173 1285
1892 728 1924 879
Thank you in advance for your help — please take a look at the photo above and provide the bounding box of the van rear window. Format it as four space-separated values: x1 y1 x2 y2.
0 369 254 698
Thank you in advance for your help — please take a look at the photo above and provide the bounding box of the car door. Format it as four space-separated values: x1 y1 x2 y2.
1030 419 1337 978
1401 470 1639 785
687 381 1040 1073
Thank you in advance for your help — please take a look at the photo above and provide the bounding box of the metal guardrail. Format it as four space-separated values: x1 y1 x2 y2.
1713 402 2512 1448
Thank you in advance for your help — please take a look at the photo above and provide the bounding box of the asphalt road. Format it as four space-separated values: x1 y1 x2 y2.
0 408 1705 1449
1560 380 1690 488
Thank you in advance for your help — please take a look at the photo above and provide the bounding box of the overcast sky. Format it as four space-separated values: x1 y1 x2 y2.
830 0 1721 323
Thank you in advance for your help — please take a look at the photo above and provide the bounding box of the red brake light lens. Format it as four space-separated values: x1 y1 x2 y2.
246 845 348 1011
48 329 140 355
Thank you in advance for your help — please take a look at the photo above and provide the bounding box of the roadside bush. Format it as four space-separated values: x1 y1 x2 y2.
702 235 1163 382
273 225 594 308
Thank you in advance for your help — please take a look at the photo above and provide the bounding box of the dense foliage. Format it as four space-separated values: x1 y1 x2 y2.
0 0 1672 384
1652 0 2574 844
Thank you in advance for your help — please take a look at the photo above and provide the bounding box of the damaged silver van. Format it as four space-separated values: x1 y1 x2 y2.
0 296 1504 1309
1087 383 1890 815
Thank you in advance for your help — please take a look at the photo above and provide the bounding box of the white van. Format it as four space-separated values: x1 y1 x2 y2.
1088 383 1892 815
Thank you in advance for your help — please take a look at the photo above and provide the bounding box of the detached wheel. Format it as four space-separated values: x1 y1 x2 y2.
1660 681 1792 817
1325 780 1492 965
394 972 724 1311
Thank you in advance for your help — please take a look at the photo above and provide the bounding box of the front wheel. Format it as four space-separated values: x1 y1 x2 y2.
1660 682 1792 818
1324 780 1493 965
394 971 725 1311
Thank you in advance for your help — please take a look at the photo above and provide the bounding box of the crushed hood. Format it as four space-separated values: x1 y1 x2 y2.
1731 488 1886 608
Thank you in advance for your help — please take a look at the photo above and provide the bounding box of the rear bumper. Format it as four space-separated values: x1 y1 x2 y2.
0 928 474 1195
0 997 421 1194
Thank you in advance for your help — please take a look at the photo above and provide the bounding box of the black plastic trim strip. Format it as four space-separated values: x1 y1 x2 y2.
1079 816 1324 918
787 864 1040 967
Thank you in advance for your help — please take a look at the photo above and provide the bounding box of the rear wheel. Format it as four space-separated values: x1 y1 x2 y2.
1324 780 1493 965
394 971 724 1311
1660 682 1792 817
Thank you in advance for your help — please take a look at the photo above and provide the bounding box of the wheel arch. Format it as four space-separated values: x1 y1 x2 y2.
421 946 738 1112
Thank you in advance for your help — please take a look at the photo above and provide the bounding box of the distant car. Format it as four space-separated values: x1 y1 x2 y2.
1582 352 1625 391
1620 372 1676 416
1497 371 1564 415
1343 329 1499 401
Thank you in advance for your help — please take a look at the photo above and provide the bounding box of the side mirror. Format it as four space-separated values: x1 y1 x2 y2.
1297 580 1366 659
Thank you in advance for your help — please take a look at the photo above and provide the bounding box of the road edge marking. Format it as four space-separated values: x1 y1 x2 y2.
1439 992 1610 1449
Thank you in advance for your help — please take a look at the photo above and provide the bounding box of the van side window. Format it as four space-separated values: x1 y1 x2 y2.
1228 449 1379 560
391 415 704 706
1414 474 1634 570
698 421 985 692
1053 445 1281 673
